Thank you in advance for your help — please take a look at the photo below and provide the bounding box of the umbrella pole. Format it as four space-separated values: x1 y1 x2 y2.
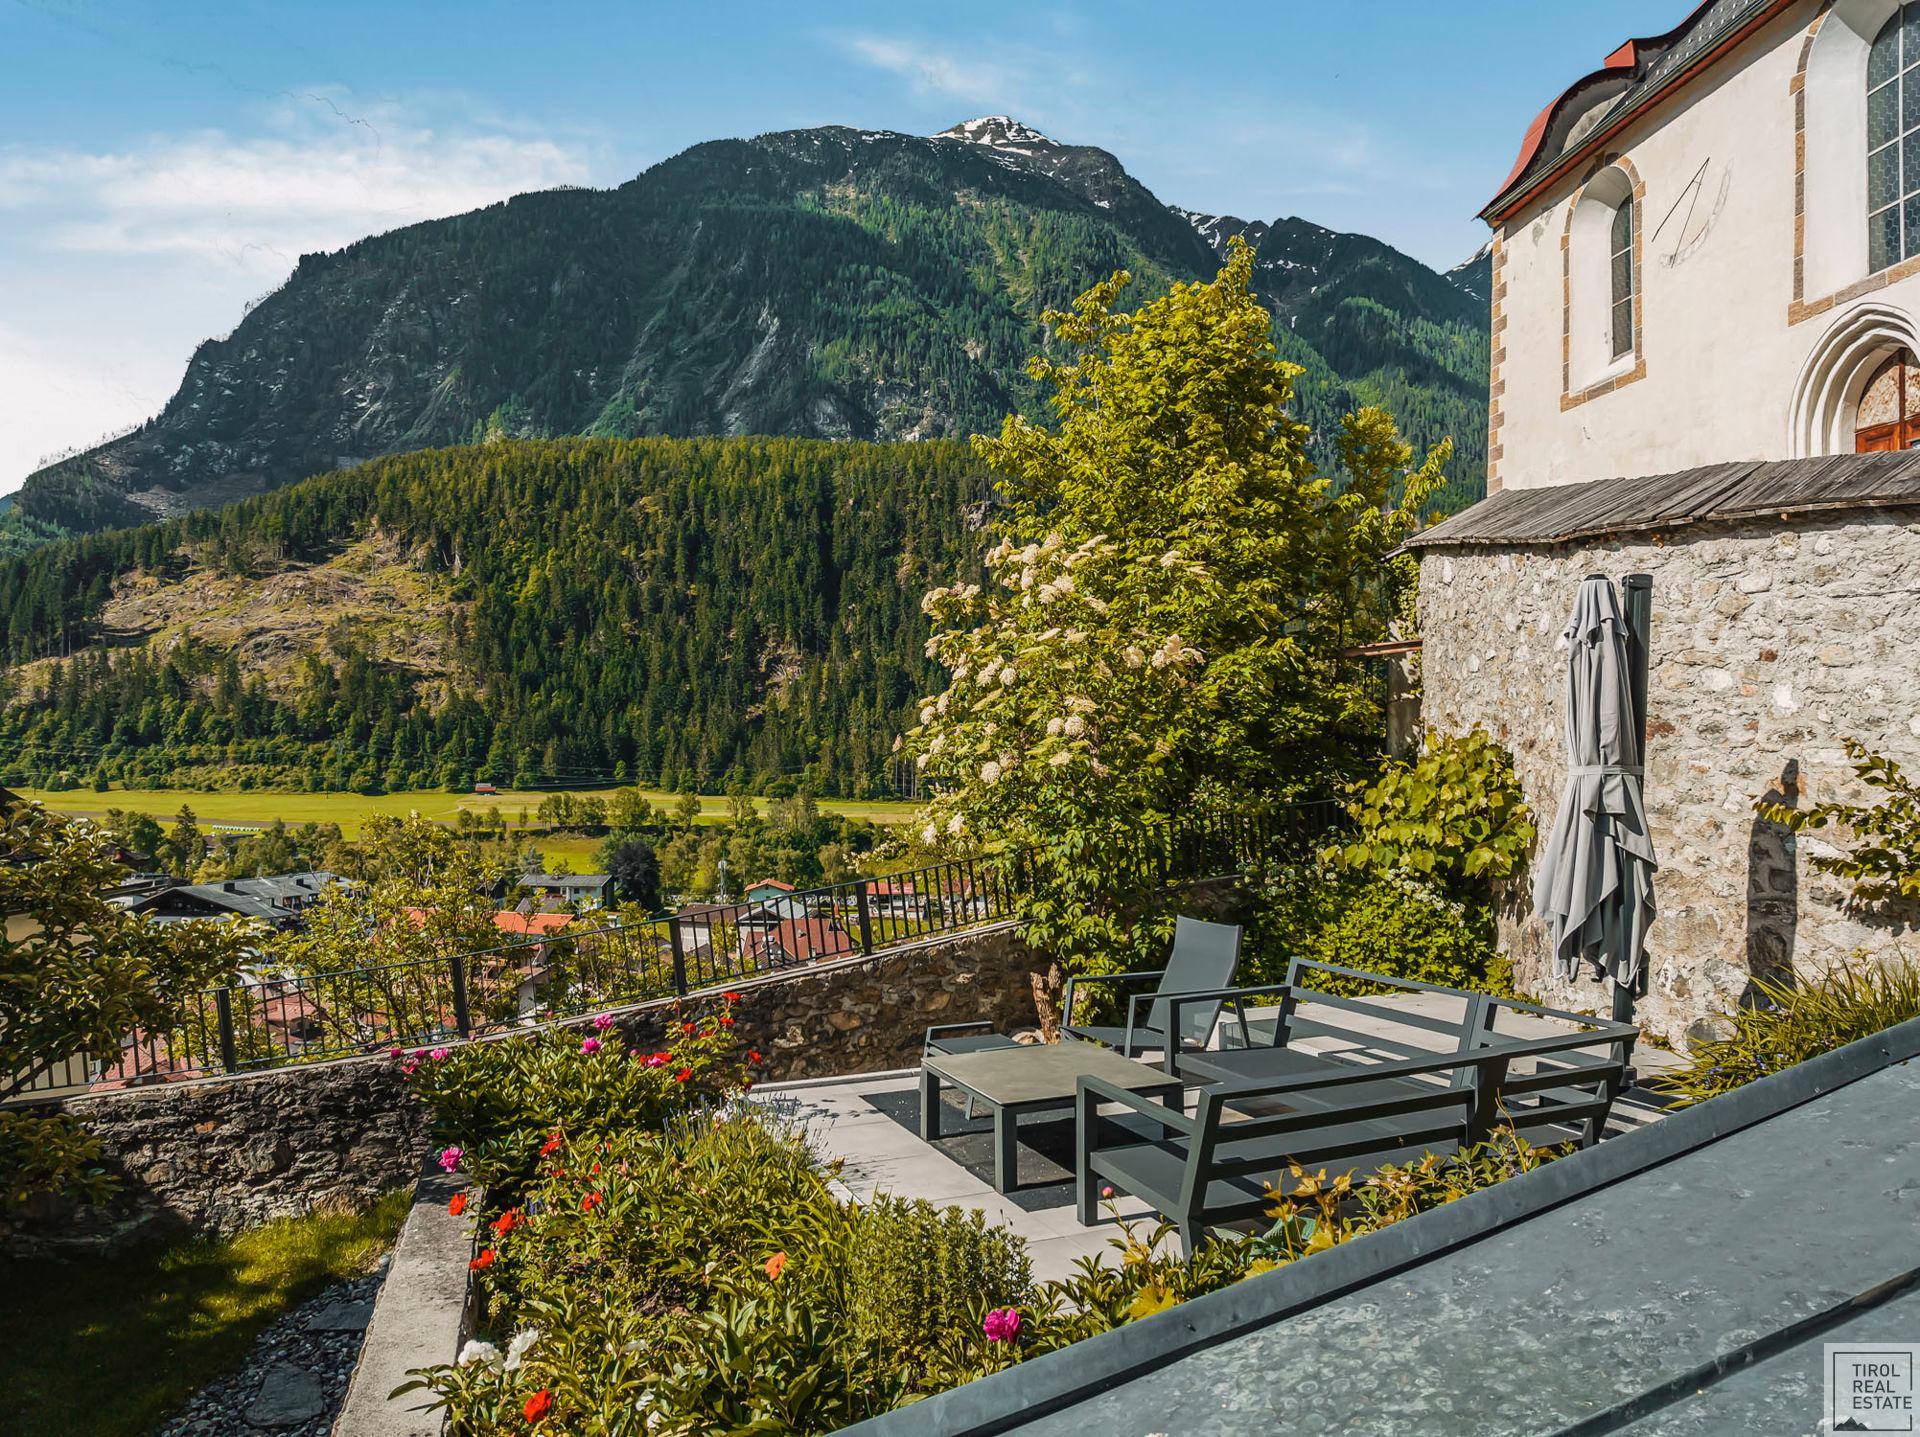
1614 573 1655 1031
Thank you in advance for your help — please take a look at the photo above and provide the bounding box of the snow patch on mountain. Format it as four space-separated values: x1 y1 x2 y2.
933 116 1061 156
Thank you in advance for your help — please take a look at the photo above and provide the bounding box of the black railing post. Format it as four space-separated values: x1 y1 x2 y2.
855 885 874 956
668 917 689 996
214 988 238 1074
449 952 472 1039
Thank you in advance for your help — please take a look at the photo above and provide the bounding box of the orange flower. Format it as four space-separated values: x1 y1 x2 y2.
674 1068 692 1083
724 991 742 1003
764 1251 788 1280
582 1191 603 1212
522 1389 553 1423
720 1014 735 1027
748 1049 763 1065
491 1209 520 1237
447 1193 468 1217
469 1248 497 1271
539 1133 563 1158
681 1021 697 1036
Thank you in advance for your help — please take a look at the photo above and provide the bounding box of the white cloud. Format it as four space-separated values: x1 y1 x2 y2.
841 35 1031 106
0 94 602 493
0 109 594 274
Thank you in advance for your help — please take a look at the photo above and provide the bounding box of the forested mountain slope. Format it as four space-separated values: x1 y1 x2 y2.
10 117 1489 542
0 437 987 795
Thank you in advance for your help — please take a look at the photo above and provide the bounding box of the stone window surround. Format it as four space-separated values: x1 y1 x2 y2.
1561 155 1650 412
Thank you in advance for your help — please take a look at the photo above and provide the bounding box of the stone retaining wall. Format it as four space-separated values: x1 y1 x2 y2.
1418 510 1920 1044
8 920 1069 1252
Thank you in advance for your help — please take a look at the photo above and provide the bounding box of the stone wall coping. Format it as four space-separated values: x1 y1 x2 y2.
334 1168 475 1437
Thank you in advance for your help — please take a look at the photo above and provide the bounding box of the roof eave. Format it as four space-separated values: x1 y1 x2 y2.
1480 0 1797 225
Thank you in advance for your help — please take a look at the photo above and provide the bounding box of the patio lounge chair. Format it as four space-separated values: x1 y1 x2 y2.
1059 916 1244 1068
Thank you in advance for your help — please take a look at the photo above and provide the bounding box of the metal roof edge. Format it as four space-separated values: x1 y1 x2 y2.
840 1015 1920 1437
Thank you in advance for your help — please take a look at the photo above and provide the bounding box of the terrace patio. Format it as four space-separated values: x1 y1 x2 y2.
756 989 1685 1282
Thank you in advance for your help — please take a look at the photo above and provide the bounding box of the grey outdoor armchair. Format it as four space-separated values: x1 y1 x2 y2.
1060 916 1244 1069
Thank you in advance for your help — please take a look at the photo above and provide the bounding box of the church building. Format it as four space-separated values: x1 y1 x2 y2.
1408 0 1920 1041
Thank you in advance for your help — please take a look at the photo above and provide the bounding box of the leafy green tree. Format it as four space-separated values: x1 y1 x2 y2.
2 803 248 1106
605 838 663 913
903 240 1443 974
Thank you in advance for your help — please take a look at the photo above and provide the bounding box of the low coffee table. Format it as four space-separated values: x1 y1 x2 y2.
920 1040 1185 1193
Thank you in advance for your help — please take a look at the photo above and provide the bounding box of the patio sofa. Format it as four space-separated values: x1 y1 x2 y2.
1075 961 1638 1252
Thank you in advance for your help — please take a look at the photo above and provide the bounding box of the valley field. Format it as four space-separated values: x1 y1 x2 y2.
15 785 915 839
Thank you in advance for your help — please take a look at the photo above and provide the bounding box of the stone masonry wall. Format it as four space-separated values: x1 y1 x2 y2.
8 921 1061 1252
1419 510 1920 1045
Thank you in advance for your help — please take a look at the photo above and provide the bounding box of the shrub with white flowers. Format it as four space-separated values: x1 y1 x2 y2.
901 239 1445 976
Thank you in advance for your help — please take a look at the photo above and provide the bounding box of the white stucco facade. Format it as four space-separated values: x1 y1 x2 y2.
1491 0 1920 491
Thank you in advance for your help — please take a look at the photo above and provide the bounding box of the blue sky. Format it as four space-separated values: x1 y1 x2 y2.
0 0 1685 493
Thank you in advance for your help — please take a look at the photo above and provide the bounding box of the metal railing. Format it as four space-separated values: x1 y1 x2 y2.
10 801 1343 1101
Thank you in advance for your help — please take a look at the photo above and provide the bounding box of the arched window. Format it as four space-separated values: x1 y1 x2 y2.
1868 6 1920 274
1566 164 1638 390
1609 197 1635 359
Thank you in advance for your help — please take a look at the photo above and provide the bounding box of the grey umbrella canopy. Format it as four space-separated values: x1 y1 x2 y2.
1532 576 1658 990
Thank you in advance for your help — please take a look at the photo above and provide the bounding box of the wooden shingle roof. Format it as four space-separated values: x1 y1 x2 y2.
1403 454 1920 552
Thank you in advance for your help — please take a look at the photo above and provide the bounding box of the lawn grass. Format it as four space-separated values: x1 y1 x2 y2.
0 1188 411 1437
13 785 916 837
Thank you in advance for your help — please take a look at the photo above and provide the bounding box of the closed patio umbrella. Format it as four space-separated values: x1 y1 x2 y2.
1533 575 1658 999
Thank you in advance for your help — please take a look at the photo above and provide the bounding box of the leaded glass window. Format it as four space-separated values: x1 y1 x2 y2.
1610 197 1634 360
1868 7 1920 273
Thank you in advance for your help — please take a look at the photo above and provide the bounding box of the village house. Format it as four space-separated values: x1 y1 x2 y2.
516 871 611 911
1409 0 1920 1041
118 871 342 930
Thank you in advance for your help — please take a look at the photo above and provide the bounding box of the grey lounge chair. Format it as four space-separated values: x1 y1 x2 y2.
1061 916 1244 1070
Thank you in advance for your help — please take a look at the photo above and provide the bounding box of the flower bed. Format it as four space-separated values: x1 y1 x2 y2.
397 1003 1567 1433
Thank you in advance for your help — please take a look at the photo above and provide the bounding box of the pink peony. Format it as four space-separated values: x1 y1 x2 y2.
430 1047 450 1061
592 1014 614 1031
982 1307 1021 1344
389 1047 403 1059
438 1145 464 1173
580 1037 603 1055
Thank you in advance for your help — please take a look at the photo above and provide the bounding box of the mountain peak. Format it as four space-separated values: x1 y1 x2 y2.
933 116 1060 153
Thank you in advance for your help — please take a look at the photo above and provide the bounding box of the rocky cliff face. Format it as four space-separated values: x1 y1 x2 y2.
16 118 1489 537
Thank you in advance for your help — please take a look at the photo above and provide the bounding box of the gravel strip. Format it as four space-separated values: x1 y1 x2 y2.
155 1260 389 1435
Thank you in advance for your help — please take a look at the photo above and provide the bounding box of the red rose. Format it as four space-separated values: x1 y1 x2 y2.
539 1134 563 1158
469 1248 497 1271
720 1014 735 1027
724 991 742 1004
674 1068 692 1083
681 1021 696 1036
582 1191 603 1212
522 1389 553 1423
748 1049 763 1064
447 1193 467 1217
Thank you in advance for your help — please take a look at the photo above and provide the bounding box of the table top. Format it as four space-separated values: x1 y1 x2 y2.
924 1039 1181 1107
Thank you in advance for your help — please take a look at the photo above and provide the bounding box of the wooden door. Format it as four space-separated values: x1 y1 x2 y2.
1856 350 1920 451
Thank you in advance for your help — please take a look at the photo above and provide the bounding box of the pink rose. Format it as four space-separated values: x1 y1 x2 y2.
437 1146 464 1173
580 1037 603 1055
592 1014 614 1031
982 1307 1021 1343
430 1047 450 1061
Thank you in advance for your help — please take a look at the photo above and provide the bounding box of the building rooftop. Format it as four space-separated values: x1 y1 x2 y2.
519 872 610 890
1404 452 1920 551
1485 0 1783 221
846 1018 1920 1436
